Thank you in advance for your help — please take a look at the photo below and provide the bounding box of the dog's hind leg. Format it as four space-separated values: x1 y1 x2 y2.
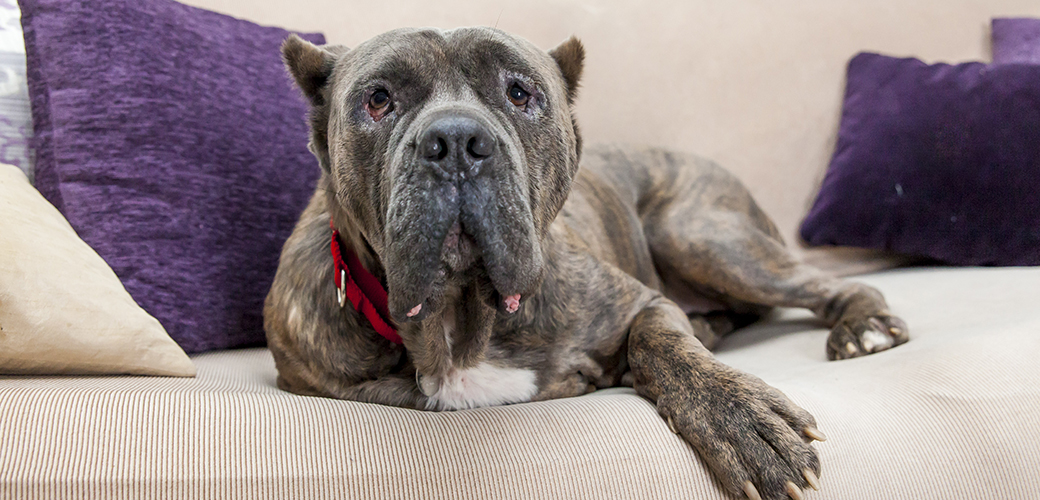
640 167 908 359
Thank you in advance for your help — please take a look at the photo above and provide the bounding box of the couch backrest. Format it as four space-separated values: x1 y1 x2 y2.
183 0 1040 273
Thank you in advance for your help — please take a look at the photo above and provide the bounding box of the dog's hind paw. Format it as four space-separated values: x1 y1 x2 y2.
826 313 908 360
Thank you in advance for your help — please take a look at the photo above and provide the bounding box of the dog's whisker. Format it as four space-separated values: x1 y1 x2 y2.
493 7 504 31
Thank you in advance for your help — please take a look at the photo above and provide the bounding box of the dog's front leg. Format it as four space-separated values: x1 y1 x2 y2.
628 297 824 500
330 374 429 410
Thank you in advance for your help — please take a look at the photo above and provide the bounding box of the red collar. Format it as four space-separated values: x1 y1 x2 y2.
330 219 402 345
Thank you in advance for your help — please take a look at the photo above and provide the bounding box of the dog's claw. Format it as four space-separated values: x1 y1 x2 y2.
743 481 762 500
804 426 827 442
803 469 821 491
785 481 803 500
504 294 521 314
666 416 679 434
406 304 423 317
844 341 858 356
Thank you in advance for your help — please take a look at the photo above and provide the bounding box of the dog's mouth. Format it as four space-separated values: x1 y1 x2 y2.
393 212 528 322
382 176 543 323
441 220 479 273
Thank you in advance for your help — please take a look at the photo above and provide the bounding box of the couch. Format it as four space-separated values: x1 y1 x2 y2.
3 268 1040 499
3 0 1040 499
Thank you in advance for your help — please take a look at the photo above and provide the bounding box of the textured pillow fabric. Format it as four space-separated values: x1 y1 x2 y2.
800 52 1040 266
0 1 33 178
20 0 325 352
992 18 1040 64
0 164 195 376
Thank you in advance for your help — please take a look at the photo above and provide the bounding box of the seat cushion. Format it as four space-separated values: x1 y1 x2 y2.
1 267 1038 499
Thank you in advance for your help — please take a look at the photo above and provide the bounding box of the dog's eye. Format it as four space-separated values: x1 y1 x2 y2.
507 83 529 107
369 90 391 110
366 89 393 121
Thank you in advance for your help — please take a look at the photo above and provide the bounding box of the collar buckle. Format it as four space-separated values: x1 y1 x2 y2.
336 269 346 308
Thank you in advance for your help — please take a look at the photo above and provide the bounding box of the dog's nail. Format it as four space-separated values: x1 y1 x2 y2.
418 373 438 397
804 427 827 442
504 294 521 314
803 469 821 491
844 342 858 355
785 481 803 500
406 304 422 317
743 481 762 500
666 416 679 434
889 326 903 336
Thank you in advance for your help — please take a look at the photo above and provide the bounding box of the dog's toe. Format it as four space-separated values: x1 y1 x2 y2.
826 313 909 361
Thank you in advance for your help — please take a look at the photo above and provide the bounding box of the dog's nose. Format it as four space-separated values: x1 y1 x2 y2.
417 113 496 175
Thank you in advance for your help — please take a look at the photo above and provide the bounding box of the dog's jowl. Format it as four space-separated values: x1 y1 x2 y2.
264 27 908 500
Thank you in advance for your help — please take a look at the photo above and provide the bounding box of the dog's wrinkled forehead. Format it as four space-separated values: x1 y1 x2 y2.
332 27 564 111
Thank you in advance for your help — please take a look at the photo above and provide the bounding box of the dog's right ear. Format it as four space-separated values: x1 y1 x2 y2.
549 36 584 105
282 35 347 105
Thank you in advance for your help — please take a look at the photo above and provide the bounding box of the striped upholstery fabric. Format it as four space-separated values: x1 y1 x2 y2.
2 267 1039 499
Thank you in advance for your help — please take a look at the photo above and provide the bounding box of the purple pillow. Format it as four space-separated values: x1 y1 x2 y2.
800 52 1040 266
993 18 1040 64
20 0 324 352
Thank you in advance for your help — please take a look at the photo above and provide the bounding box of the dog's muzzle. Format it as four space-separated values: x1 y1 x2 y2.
383 109 543 323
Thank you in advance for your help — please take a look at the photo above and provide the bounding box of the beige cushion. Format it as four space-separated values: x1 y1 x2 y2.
0 163 195 376
1 266 1037 498
181 0 1040 274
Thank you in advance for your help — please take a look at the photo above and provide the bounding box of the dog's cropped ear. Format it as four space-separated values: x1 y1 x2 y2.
282 34 348 105
549 36 584 104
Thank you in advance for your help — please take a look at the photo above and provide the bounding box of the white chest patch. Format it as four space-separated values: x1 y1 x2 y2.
421 363 539 411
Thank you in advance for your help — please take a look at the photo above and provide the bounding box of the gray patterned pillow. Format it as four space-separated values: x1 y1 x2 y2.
0 0 32 179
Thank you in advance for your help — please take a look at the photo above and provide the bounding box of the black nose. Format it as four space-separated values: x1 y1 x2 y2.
417 113 496 176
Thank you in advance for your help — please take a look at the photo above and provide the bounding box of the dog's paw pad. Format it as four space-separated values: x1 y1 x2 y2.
827 313 908 360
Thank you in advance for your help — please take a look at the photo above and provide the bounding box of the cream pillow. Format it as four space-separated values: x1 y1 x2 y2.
0 163 195 376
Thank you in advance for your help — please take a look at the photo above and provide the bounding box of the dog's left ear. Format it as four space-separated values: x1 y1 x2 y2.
282 34 349 106
549 36 584 104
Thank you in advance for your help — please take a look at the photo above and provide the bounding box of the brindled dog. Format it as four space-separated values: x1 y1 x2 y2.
265 28 908 500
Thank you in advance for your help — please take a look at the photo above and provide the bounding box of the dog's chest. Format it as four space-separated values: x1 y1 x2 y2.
418 313 539 411
420 362 538 411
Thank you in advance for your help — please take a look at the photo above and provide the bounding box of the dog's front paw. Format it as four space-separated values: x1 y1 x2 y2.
826 313 908 360
660 365 823 500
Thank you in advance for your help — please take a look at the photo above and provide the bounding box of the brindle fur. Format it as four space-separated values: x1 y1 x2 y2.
265 27 908 500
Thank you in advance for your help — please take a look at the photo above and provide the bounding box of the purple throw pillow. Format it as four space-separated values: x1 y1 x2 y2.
992 18 1040 64
800 52 1040 266
20 0 324 352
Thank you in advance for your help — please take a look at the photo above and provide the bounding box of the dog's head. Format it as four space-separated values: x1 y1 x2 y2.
283 27 583 323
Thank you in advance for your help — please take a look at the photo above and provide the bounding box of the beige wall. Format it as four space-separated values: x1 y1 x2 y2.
183 0 1040 272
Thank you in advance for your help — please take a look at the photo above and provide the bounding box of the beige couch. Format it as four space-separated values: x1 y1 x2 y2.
4 268 1039 499
3 1 1040 499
